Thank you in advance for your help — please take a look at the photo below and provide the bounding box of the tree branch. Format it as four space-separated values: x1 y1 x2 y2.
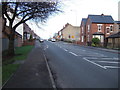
11 2 19 22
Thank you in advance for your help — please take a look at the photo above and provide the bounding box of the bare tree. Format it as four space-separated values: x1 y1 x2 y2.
2 1 60 56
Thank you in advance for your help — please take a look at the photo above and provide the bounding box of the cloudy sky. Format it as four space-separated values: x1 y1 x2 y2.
27 0 120 39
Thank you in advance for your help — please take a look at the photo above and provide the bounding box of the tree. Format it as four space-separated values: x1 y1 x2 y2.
92 38 100 47
2 1 60 56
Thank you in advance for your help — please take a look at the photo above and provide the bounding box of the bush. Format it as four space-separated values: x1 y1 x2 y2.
91 43 96 47
29 34 33 41
92 38 100 47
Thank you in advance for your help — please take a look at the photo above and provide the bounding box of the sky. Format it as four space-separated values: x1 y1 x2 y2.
27 0 120 39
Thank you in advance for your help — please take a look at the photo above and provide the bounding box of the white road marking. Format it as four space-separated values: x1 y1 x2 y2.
69 52 78 56
95 61 119 63
101 58 119 60
44 45 49 50
64 49 68 51
85 57 98 59
104 66 120 69
83 57 107 69
113 58 119 60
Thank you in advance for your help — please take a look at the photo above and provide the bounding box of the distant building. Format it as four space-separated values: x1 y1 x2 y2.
61 23 80 43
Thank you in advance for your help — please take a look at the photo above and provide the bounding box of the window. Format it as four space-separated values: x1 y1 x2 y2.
106 27 110 34
110 25 113 32
81 36 84 42
97 24 102 32
88 25 90 32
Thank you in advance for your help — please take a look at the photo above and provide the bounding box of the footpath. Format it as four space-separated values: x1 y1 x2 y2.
2 40 53 89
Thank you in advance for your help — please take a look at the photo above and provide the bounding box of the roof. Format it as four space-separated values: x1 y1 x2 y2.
81 18 87 25
15 31 22 38
114 21 120 24
92 32 104 35
107 32 120 38
88 14 114 24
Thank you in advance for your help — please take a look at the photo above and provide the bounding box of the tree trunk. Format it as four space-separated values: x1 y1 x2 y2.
8 35 15 56
7 27 15 56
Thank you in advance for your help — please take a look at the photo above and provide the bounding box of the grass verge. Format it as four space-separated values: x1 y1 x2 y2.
2 45 34 85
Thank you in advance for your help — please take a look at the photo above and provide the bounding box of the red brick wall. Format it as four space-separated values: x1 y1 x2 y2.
86 19 114 45
80 21 86 45
86 18 92 43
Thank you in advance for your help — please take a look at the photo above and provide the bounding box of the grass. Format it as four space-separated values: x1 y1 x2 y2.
2 64 20 84
2 45 34 85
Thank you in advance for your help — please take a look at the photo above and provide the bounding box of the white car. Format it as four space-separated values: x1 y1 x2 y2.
51 38 56 42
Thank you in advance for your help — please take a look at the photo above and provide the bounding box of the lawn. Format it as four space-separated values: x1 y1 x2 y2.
2 45 34 85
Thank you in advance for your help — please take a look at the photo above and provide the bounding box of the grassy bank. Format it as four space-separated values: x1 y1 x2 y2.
2 45 34 85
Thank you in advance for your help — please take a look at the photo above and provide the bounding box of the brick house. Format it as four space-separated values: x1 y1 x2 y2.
80 18 87 45
1 16 22 51
2 26 22 51
23 23 36 46
106 21 120 48
61 23 80 42
85 14 114 46
23 23 32 41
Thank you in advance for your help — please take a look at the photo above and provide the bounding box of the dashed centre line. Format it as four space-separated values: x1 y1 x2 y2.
64 49 68 51
69 52 78 56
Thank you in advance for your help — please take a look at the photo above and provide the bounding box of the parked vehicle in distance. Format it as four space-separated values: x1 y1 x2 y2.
40 39 44 43
51 38 56 42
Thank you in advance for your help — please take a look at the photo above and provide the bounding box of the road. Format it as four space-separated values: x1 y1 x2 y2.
42 41 119 88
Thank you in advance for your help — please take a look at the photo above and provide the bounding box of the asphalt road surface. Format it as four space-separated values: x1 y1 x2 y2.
42 41 119 88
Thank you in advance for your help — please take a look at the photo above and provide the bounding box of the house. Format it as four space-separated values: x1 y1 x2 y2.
61 23 80 43
6 11 23 41
106 31 120 49
2 26 22 51
106 21 120 49
23 23 36 46
1 16 22 51
80 18 87 45
114 21 120 33
23 23 32 41
85 14 114 46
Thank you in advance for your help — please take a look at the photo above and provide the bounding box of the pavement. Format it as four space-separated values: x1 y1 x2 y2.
2 40 53 89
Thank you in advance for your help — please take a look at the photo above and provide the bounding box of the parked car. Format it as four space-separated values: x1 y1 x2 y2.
51 38 56 42
40 39 44 43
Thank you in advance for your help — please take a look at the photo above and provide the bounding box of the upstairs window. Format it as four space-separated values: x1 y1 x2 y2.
110 25 113 32
97 24 102 32
106 27 110 34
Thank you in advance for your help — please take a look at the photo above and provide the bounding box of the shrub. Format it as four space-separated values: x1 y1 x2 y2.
92 38 100 47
